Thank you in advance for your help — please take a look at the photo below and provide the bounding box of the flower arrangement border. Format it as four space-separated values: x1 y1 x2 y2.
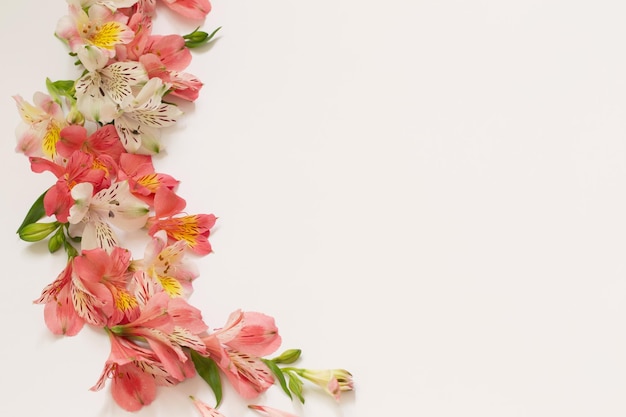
13 0 354 415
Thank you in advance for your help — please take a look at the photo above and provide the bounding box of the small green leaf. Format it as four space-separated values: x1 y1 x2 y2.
17 190 48 233
271 349 301 364
184 26 222 48
286 370 305 404
46 78 75 104
19 222 59 242
262 359 291 399
190 350 223 406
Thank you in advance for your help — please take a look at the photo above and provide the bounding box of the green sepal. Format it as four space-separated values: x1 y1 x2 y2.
190 350 223 406
48 227 65 253
19 222 60 242
46 78 76 104
184 26 222 48
271 349 301 364
285 370 305 404
262 359 292 399
64 240 78 259
17 190 48 233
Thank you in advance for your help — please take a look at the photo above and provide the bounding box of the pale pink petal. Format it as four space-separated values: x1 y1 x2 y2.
190 396 227 417
249 405 299 417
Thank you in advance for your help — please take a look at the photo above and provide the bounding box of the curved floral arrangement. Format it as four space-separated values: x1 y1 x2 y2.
13 0 353 415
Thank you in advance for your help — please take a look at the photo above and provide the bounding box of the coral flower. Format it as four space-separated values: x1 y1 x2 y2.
57 124 126 165
147 213 216 255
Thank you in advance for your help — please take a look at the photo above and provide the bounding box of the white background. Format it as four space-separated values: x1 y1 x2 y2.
2 1 626 416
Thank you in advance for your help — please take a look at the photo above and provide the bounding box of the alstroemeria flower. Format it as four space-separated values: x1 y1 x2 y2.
296 369 354 401
57 124 126 166
30 150 110 223
201 310 280 399
118 153 180 206
34 255 113 328
34 261 85 336
147 213 216 255
73 247 140 325
213 310 282 358
68 181 150 252
109 291 207 381
91 330 159 411
248 405 299 417
78 0 140 11
132 230 199 297
75 61 149 123
135 0 211 20
56 3 135 71
14 92 67 159
114 77 182 153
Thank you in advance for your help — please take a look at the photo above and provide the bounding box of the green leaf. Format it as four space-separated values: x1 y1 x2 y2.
190 350 223 406
184 26 222 48
17 190 48 233
19 222 59 242
46 78 75 104
286 370 305 404
262 359 291 399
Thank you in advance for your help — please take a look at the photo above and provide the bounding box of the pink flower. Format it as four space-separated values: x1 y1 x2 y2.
248 404 299 417
133 230 199 297
201 310 281 399
34 262 85 336
56 4 135 71
13 92 67 159
214 310 282 358
73 247 139 325
110 291 207 381
91 331 159 411
134 0 211 20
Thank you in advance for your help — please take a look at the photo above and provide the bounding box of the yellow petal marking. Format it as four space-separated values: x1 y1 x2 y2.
89 22 126 50
158 276 183 298
137 174 161 193
115 289 138 312
42 121 61 159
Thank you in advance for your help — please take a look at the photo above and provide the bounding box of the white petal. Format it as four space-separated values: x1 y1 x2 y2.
80 214 120 252
68 182 94 224
101 61 148 106
92 181 149 231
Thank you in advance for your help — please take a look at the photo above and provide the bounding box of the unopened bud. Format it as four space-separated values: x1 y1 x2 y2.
272 349 301 364
19 222 59 242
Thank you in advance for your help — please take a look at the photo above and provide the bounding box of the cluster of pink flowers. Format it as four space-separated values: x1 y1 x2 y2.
13 0 353 415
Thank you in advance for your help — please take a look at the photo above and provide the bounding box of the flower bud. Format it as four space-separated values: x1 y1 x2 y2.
272 349 301 364
48 227 65 253
19 222 59 242
297 368 354 401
